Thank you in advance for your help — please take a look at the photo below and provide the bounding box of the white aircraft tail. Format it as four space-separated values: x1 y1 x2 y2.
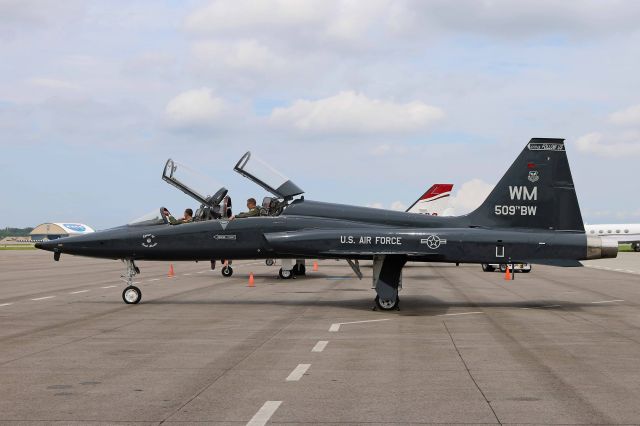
406 184 453 215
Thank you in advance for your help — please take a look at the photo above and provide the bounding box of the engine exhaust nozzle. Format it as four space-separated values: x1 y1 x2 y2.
586 236 618 260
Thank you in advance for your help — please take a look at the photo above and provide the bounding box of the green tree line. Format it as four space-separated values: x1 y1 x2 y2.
0 227 34 238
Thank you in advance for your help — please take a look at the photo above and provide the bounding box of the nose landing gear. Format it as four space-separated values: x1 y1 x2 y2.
121 259 142 304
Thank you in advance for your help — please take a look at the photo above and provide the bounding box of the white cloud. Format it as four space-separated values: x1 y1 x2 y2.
269 91 443 135
185 0 322 34
576 132 640 157
164 88 227 129
184 0 393 45
192 39 286 72
29 77 80 91
447 179 494 215
609 104 640 126
390 201 406 211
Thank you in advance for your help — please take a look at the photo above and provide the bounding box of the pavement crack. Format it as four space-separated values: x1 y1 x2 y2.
443 321 502 425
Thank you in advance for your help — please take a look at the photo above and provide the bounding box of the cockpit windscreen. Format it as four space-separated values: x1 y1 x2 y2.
128 209 165 226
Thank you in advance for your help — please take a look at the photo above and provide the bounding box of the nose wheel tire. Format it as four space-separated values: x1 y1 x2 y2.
122 286 141 304
221 266 233 277
265 259 275 266
375 295 399 311
279 268 293 279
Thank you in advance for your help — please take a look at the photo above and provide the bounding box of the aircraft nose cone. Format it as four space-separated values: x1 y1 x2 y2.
35 240 57 252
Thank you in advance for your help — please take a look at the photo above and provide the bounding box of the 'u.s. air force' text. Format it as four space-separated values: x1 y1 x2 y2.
340 236 402 245
495 186 538 216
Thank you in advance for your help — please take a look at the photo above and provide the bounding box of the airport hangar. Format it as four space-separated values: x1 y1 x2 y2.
29 223 94 241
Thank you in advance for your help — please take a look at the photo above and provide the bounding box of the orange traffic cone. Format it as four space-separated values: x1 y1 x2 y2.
248 272 255 287
168 264 175 278
313 261 318 272
504 265 511 281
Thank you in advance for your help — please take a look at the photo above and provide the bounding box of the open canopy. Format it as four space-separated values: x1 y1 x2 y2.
234 152 304 199
162 159 227 207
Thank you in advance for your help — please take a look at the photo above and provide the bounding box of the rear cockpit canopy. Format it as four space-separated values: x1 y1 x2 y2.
234 152 304 200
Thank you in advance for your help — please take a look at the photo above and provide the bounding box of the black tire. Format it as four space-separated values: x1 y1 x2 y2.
222 266 233 277
375 295 399 311
523 269 531 273
122 286 141 304
634 243 640 252
279 268 293 279
499 264 508 272
481 264 495 272
294 264 306 276
265 259 275 266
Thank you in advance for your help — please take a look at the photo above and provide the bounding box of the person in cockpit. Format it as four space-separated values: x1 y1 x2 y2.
164 208 193 225
232 198 259 219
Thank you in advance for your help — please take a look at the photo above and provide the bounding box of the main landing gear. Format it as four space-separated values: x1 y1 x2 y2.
279 268 292 279
121 259 141 304
372 255 405 311
222 265 233 277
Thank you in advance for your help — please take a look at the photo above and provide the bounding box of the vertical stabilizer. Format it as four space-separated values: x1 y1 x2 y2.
466 138 584 231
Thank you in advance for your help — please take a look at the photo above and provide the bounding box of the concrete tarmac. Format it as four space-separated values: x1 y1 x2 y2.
2 251 640 424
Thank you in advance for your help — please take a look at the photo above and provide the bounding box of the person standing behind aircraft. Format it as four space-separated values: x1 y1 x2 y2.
232 198 259 219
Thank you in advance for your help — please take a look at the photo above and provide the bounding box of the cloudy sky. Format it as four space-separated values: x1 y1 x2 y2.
1 0 640 229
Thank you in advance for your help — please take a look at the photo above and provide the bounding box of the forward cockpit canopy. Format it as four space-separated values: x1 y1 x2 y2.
162 159 228 207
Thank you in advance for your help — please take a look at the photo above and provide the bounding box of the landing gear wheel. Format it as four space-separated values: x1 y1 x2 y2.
481 264 495 272
222 266 233 277
634 243 640 252
499 264 508 272
122 286 141 304
294 264 306 276
265 259 275 266
279 268 293 279
375 295 399 311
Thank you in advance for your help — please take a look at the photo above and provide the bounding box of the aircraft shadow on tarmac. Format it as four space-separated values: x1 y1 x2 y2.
135 295 600 316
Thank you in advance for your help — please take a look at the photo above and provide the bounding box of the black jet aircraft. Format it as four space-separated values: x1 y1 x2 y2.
36 138 617 310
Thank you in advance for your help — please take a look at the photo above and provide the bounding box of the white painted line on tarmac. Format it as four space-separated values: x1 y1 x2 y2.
69 290 89 294
329 318 390 332
197 271 207 274
0 303 13 307
246 401 282 426
286 363 310 381
312 341 328 352
133 281 141 284
149 278 160 282
101 285 117 289
591 299 624 304
183 273 192 276
585 265 640 275
31 296 55 301
437 311 484 317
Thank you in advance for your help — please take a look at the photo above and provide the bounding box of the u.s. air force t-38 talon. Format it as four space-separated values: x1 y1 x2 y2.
36 138 617 311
